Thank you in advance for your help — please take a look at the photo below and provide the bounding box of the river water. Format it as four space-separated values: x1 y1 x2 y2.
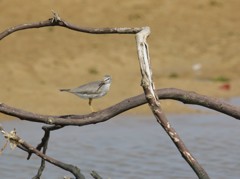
0 111 240 179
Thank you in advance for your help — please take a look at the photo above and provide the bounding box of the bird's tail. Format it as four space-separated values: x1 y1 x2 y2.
59 89 70 92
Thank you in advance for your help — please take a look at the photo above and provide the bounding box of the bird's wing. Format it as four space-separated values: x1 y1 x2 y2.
70 81 102 94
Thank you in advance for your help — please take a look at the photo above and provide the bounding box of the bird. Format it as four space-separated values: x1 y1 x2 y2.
60 75 112 112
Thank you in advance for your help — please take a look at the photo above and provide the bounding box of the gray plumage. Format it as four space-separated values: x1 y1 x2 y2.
60 75 112 112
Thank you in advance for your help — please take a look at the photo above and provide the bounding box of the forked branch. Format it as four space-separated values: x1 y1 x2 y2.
0 125 85 179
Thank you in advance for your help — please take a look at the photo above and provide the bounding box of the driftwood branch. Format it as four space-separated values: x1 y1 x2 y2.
90 171 103 179
28 125 63 159
30 125 63 179
0 11 142 41
0 125 85 179
0 88 238 126
136 28 209 178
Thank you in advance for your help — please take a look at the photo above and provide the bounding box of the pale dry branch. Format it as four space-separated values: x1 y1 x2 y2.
136 28 210 179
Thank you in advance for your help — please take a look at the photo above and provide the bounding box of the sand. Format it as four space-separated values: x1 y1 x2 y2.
0 0 240 117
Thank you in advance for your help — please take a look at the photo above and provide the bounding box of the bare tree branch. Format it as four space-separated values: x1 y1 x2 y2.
28 125 63 160
0 125 85 179
30 125 63 179
0 88 239 126
158 88 240 119
136 28 209 179
0 11 142 41
90 171 103 179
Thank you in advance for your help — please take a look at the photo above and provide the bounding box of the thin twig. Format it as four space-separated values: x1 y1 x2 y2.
30 125 63 178
28 125 63 160
0 11 142 41
90 171 103 179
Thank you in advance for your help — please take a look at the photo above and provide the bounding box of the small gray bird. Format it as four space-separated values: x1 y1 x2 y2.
60 75 112 112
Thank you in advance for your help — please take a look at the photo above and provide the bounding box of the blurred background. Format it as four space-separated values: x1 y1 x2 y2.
0 0 240 115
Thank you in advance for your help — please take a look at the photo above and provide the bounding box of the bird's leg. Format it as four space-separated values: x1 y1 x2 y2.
88 98 95 112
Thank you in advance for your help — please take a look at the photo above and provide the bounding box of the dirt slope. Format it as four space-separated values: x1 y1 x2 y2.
0 0 239 116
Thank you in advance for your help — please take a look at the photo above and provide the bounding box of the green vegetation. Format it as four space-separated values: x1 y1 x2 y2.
168 72 179 78
88 67 99 75
211 76 230 82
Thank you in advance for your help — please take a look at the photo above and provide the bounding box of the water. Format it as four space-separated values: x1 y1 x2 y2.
0 113 240 179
